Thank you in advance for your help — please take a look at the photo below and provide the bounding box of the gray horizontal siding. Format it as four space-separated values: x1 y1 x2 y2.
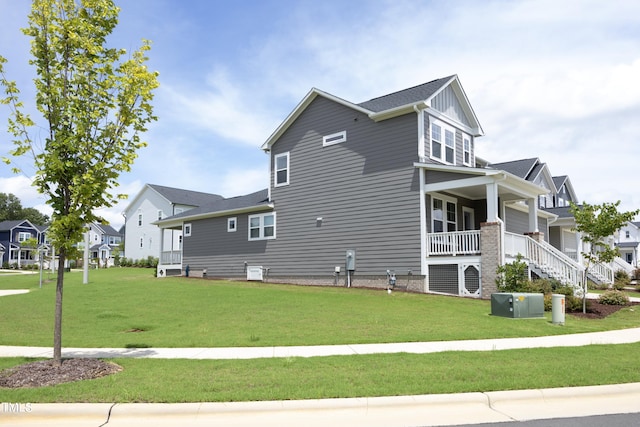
184 95 423 277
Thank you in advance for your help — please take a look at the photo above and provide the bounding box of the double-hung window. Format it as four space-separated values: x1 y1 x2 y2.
463 136 471 166
18 232 31 242
248 213 276 240
430 118 456 165
274 152 289 187
432 195 457 232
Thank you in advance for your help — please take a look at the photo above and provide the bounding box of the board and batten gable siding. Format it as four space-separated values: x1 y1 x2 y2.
260 95 423 276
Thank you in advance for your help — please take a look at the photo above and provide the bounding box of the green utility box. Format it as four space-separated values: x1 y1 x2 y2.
491 293 544 318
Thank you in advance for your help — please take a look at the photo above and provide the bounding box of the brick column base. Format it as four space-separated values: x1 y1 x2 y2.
480 222 502 299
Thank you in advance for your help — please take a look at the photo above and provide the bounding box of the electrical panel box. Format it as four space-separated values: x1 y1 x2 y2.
491 293 544 318
345 250 356 271
246 266 263 281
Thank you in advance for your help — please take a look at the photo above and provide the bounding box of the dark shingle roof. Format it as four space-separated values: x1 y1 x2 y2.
553 176 568 190
542 206 575 218
489 158 539 180
148 184 223 207
357 76 454 112
0 220 33 231
167 189 270 220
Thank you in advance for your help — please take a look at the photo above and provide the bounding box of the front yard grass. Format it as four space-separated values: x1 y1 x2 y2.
1 268 640 348
1 343 639 402
2 268 640 403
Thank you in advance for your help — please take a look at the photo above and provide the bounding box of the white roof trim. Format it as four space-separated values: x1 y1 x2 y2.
154 203 275 229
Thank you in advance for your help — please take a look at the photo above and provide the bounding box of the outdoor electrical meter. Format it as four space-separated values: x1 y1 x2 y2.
345 250 356 288
345 250 356 271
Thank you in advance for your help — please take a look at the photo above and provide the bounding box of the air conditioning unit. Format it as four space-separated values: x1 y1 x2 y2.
491 293 544 318
246 266 263 281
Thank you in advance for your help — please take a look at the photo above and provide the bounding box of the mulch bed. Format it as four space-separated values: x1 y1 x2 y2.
568 300 639 319
0 358 122 389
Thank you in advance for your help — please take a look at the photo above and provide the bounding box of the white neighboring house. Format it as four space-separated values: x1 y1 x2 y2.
615 221 640 270
123 184 223 263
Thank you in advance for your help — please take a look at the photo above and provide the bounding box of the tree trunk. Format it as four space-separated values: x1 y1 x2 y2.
53 247 66 365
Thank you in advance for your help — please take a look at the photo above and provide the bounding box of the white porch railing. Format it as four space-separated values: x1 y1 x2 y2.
426 230 481 256
161 251 182 265
612 256 633 276
504 232 583 288
589 261 614 285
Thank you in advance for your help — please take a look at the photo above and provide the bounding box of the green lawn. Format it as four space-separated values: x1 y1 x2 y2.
1 268 640 348
1 268 640 403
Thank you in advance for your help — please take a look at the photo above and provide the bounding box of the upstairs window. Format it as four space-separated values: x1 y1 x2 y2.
463 136 471 166
248 213 276 240
18 232 31 242
274 152 289 187
137 210 143 227
430 119 456 165
184 223 192 237
157 210 163 220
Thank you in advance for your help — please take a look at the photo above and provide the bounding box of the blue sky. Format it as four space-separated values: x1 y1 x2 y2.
1 0 640 228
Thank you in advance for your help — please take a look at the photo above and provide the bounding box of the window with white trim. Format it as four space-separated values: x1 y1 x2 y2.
323 131 347 146
432 195 457 232
139 237 143 248
227 217 237 232
248 213 276 240
18 232 31 242
137 210 143 227
274 152 289 187
430 118 456 165
184 223 192 237
157 210 163 220
463 136 471 166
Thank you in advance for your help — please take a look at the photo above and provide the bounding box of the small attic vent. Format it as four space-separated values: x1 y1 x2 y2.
323 131 347 147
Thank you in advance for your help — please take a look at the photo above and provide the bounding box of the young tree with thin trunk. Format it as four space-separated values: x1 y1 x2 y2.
0 0 158 364
570 201 639 313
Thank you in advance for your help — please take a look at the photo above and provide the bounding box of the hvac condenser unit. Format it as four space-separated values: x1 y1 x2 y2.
491 293 544 318
246 266 263 281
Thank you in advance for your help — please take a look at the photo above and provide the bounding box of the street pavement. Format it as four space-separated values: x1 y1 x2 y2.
1 288 640 426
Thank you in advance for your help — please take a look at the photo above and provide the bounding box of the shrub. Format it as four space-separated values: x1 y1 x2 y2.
495 255 530 292
598 290 629 306
613 270 631 290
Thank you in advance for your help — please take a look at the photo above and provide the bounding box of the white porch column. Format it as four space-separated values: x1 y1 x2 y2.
486 182 499 222
419 168 427 279
528 198 539 232
159 227 165 265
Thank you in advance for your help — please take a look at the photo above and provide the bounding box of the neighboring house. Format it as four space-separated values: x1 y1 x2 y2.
615 221 640 270
0 219 48 267
123 184 223 262
155 74 604 298
80 222 123 267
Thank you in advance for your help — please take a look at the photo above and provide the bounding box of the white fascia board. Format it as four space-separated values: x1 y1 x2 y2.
500 171 550 197
426 108 483 137
423 175 500 193
261 88 371 151
507 201 558 220
414 162 502 177
123 184 159 217
154 203 275 228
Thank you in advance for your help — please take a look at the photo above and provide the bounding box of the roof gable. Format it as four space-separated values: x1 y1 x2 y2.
125 183 224 215
261 75 483 150
0 219 38 232
489 158 539 179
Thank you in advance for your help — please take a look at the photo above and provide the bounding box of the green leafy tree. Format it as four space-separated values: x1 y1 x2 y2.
0 193 24 222
0 193 49 225
0 0 158 364
570 201 639 313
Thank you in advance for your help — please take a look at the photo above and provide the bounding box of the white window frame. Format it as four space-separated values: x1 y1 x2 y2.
431 193 457 233
157 210 163 221
430 118 456 165
227 217 237 232
322 130 347 147
248 212 276 241
137 210 143 227
139 237 144 248
274 152 290 187
184 223 192 237
463 135 472 166
18 232 31 242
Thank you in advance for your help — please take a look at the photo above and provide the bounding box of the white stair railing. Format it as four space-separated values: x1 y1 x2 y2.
504 232 583 289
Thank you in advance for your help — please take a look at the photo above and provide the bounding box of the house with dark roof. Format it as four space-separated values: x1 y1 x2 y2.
615 221 640 270
0 219 47 267
123 184 223 262
154 75 606 297
81 222 124 267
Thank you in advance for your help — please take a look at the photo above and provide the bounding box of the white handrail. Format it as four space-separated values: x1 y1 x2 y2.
426 230 480 256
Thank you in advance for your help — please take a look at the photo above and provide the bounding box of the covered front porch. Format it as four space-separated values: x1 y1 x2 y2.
416 162 579 298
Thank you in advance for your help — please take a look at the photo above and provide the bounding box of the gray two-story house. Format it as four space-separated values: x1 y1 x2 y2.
156 75 590 298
